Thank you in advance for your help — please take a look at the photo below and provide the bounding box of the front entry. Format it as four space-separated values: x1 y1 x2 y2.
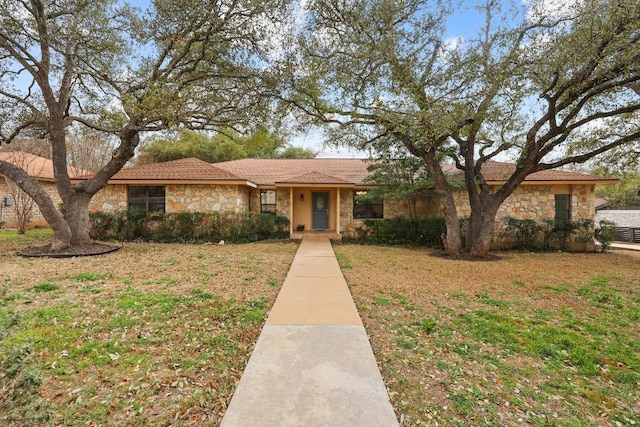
312 192 329 230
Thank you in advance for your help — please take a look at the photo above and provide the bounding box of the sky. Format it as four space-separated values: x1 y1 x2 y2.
290 2 497 159
3 0 560 159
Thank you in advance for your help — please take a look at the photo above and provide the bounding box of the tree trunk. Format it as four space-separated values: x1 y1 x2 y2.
65 192 94 246
466 199 501 258
422 151 463 256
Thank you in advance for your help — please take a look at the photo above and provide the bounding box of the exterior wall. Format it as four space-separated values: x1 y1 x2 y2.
292 188 311 230
338 190 437 237
339 189 354 232
90 184 127 213
249 188 291 218
383 195 437 218
90 183 249 213
290 188 338 231
277 188 291 220
166 184 248 212
451 184 596 228
0 178 60 228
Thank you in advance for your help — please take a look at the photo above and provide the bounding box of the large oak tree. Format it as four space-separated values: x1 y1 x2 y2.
0 0 291 252
284 0 640 257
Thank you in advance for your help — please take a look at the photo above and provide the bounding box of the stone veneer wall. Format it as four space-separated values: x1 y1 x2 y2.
339 189 437 236
90 184 250 213
248 188 290 217
0 178 61 228
166 184 248 212
276 188 290 219
339 189 355 234
90 185 127 213
452 184 595 229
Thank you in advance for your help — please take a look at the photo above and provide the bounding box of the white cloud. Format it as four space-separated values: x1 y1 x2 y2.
524 0 582 22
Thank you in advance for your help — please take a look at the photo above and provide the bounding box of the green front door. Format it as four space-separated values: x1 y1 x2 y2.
312 192 329 230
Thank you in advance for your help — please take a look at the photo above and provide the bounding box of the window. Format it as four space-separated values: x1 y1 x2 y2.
128 186 165 213
260 190 276 214
353 190 383 219
554 194 571 224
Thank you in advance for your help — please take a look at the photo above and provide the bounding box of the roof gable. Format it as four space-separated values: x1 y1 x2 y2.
276 171 352 185
106 157 243 182
215 158 372 186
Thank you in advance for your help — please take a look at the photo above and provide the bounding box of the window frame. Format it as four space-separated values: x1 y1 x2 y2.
260 189 277 214
127 185 166 213
353 190 384 219
554 194 571 224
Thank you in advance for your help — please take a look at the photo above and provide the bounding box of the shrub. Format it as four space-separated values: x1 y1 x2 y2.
571 218 595 252
348 217 446 247
500 217 543 250
90 211 290 243
595 219 616 253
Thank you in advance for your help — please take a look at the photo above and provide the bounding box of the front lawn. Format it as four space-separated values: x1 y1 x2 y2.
338 244 640 426
0 231 298 426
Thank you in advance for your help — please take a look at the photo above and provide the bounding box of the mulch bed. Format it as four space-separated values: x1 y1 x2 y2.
18 242 121 258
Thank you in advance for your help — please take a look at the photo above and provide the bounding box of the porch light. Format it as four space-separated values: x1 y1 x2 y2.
300 193 304 202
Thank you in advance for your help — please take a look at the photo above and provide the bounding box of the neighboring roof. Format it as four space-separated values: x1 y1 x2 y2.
0 151 89 181
104 157 247 184
595 198 610 210
215 158 373 186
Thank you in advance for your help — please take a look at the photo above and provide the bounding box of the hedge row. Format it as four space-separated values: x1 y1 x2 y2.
498 217 616 252
90 211 290 243
346 216 447 247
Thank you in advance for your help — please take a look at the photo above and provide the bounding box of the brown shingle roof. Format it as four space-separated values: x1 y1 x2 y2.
472 161 618 184
79 157 614 187
0 151 90 180
107 157 244 182
215 158 372 186
277 172 353 185
216 158 615 186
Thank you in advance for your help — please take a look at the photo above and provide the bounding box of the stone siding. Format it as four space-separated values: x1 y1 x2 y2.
277 188 290 219
90 184 250 213
166 184 248 212
90 185 127 213
0 178 60 228
339 189 355 235
338 190 437 237
452 184 595 228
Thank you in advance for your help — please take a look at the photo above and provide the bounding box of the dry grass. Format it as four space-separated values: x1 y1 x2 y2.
337 243 640 426
1 230 298 426
3 229 640 426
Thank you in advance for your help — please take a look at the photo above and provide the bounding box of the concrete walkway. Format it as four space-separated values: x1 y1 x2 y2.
220 238 399 427
610 242 640 251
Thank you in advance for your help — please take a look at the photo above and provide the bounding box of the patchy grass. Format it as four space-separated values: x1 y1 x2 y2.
1 234 297 426
338 244 640 426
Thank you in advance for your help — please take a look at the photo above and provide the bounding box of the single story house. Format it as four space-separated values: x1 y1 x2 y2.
0 151 88 228
87 157 617 239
